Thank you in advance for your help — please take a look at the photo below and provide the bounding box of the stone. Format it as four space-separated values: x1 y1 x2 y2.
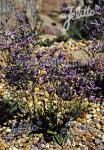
5 128 11 133
100 110 104 115
96 124 101 130
97 143 104 150
70 128 75 135
95 138 102 144
89 110 96 115
11 147 18 150
87 107 93 111
96 108 100 112
86 119 91 123
84 147 88 150
81 119 87 124
0 137 8 150
45 143 49 149
86 114 92 119
88 142 95 149
41 144 46 148
96 134 102 139
74 128 86 137
77 148 81 150
101 119 104 125
76 117 82 122
82 136 86 141
102 135 104 142
93 118 100 123
89 135 94 140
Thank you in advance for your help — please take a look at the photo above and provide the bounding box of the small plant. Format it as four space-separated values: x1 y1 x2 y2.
39 38 55 47
1 4 104 146
84 0 104 40
0 96 19 124
1 10 41 116
84 40 104 59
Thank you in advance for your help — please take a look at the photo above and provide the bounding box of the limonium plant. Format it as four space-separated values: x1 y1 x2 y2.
0 5 104 145
84 0 104 40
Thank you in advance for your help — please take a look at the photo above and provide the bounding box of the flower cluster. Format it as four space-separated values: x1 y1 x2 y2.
26 48 104 102
84 40 104 58
6 46 37 89
84 0 104 40
0 10 37 51
4 11 39 90
5 36 104 101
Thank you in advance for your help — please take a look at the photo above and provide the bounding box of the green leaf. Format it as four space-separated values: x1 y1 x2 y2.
47 130 57 135
53 133 63 145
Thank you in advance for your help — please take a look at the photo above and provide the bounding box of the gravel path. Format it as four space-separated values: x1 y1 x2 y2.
0 38 104 150
0 101 103 150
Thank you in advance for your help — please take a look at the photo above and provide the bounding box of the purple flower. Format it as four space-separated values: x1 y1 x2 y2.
46 86 54 94
36 51 43 60
89 96 95 101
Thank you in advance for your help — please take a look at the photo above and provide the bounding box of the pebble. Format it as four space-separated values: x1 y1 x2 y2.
101 119 104 125
32 147 38 150
84 147 88 150
97 144 104 150
100 110 104 115
86 114 92 119
96 108 100 112
10 147 18 150
95 138 102 144
45 143 50 149
102 135 104 142
96 124 101 130
89 110 96 114
96 134 102 138
41 144 46 148
0 38 104 150
2 127 6 130
5 128 11 133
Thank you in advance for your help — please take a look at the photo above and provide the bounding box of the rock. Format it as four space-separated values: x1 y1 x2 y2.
0 137 8 150
102 135 104 142
101 119 104 125
46 143 49 149
5 128 11 133
90 103 97 108
86 119 91 123
95 138 102 144
76 117 82 122
86 114 93 119
82 136 86 141
33 147 38 150
100 110 104 115
96 108 100 112
69 128 75 135
84 147 88 150
81 119 87 124
86 132 92 138
97 144 104 150
89 110 96 115
77 148 81 150
88 142 95 149
102 102 104 106
96 134 102 139
96 124 101 130
88 107 93 111
40 24 61 36
11 147 18 150
93 118 100 123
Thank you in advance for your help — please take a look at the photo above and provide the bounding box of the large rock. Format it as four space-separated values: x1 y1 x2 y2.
0 0 90 35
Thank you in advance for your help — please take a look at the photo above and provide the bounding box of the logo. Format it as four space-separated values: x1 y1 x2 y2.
63 6 95 31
